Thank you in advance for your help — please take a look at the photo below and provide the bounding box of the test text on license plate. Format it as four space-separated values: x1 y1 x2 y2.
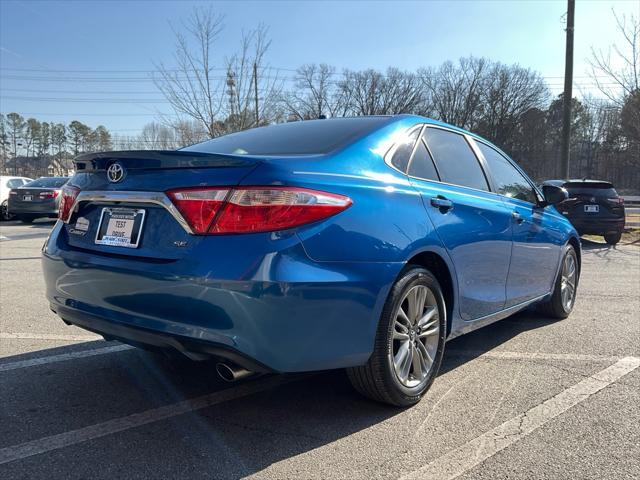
95 208 145 248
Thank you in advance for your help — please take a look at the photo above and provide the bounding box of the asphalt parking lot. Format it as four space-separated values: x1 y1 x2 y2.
0 219 638 480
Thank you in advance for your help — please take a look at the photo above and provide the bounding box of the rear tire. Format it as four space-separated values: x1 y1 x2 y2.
347 265 446 407
18 215 36 224
0 200 13 221
538 244 579 319
604 231 622 245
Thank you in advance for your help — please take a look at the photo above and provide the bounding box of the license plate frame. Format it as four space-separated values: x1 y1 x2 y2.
584 204 599 213
23 195 33 201
95 207 146 249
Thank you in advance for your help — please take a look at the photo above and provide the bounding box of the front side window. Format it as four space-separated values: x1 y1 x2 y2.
6 179 22 188
477 142 538 204
424 128 489 191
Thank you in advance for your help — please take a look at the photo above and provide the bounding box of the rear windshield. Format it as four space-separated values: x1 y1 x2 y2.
564 182 617 197
24 177 68 188
182 117 390 156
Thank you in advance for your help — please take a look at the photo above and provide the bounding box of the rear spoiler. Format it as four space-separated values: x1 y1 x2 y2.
74 150 260 172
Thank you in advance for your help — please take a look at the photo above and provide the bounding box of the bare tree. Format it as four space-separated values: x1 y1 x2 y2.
282 63 340 120
476 63 549 146
418 57 488 129
154 8 281 137
338 68 423 116
139 122 178 149
173 119 208 147
223 24 282 132
154 8 225 138
589 10 639 105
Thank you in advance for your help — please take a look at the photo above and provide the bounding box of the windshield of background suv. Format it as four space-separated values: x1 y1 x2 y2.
182 117 390 156
23 177 69 188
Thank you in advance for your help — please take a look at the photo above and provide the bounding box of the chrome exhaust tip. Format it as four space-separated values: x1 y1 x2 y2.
216 362 253 382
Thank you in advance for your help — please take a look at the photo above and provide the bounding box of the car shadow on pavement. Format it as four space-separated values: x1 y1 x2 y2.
0 310 557 479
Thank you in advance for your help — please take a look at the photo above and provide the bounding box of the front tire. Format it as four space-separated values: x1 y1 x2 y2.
538 244 579 319
604 231 622 245
347 266 446 407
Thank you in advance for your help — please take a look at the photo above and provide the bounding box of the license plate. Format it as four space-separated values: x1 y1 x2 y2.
23 195 32 201
95 207 145 248
584 204 599 213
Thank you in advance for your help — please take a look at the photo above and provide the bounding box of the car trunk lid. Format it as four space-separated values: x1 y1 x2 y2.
64 150 263 260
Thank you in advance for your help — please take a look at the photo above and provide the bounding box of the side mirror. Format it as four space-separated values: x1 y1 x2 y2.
542 185 568 206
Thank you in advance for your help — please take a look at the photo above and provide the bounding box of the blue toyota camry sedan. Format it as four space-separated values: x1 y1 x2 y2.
42 115 580 406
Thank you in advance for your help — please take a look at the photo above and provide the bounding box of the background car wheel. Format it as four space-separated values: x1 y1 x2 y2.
538 244 579 319
0 200 13 221
604 231 622 245
347 265 446 407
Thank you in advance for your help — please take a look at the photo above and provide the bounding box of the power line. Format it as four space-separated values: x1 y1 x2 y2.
0 67 614 79
1 96 170 103
1 88 164 94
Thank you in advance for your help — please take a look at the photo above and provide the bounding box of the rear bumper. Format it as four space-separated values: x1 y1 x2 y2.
569 217 625 235
42 222 401 373
52 304 273 372
8 199 58 216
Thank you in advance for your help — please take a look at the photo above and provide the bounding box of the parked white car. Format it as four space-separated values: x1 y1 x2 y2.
0 176 33 220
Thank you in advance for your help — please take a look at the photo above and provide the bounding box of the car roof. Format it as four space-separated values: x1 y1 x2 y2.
543 179 614 187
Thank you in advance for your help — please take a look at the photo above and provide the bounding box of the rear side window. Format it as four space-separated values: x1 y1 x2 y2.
390 128 420 172
408 140 439 181
24 177 68 188
424 128 489 191
477 142 538 204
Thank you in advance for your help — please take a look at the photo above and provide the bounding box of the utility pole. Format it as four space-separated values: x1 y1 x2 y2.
253 62 259 126
560 0 575 179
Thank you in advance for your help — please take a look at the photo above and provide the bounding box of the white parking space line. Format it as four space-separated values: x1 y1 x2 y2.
0 344 133 372
401 356 640 480
0 332 100 341
447 349 621 363
0 375 299 465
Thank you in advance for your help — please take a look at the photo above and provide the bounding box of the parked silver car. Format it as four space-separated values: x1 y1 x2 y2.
0 175 33 220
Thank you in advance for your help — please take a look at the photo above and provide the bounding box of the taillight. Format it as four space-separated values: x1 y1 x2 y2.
166 188 229 234
167 186 352 235
607 197 624 205
58 185 81 222
9 190 17 196
39 190 60 199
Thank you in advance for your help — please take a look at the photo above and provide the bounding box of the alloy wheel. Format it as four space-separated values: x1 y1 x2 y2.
391 284 440 388
560 253 577 311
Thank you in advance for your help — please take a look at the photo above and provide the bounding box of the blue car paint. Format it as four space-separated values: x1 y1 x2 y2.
42 114 579 373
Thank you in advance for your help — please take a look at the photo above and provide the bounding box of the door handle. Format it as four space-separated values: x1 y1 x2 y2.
430 196 453 211
512 211 524 224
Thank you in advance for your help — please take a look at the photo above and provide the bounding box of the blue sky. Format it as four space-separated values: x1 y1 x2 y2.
0 0 637 135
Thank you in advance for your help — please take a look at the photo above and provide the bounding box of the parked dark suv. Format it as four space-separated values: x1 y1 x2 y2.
543 179 625 245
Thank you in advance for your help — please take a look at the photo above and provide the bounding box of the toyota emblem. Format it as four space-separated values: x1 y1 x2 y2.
107 163 125 183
